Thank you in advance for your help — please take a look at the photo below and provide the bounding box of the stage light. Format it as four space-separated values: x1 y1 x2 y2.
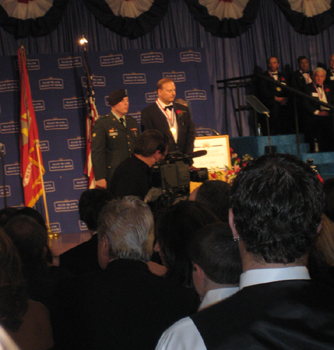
79 35 88 46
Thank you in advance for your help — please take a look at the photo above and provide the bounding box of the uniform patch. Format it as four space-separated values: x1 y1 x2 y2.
92 133 96 137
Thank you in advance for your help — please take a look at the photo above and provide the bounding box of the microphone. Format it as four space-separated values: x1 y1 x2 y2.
0 143 4 157
211 128 220 136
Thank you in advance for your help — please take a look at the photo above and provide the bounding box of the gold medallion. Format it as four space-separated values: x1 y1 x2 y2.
170 127 176 135
276 87 281 91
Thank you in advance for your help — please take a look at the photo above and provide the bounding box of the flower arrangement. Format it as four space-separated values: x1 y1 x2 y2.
224 148 253 184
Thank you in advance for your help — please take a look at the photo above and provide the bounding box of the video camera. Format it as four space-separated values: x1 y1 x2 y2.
151 151 208 203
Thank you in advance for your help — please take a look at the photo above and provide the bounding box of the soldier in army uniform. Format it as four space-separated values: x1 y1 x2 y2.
91 89 139 189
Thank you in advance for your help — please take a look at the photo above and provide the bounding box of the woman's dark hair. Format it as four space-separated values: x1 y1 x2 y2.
155 201 220 287
0 228 28 332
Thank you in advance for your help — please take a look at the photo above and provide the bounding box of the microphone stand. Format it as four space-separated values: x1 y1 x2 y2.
0 147 7 208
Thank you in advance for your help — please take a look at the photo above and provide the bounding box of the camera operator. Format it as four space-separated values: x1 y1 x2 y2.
110 130 168 201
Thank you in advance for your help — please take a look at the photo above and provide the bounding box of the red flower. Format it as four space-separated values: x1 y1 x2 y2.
176 110 183 115
243 162 247 167
237 157 241 162
325 88 330 93
281 77 285 81
211 173 217 179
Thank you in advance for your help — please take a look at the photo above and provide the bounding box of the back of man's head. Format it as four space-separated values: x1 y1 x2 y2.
4 215 47 268
134 130 168 157
230 154 323 264
97 196 154 262
189 222 242 285
195 180 230 222
79 189 114 231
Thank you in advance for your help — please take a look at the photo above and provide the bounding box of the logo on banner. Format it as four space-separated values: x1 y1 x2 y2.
5 164 20 176
180 51 202 63
0 122 19 134
140 52 164 64
48 159 74 172
163 72 186 82
39 140 50 151
79 221 88 231
58 57 83 69
44 181 55 192
73 178 88 190
68 137 86 150
0 186 10 197
0 80 19 92
82 75 106 87
123 73 146 84
145 92 158 103
128 112 141 124
15 59 40 71
100 54 124 67
44 119 69 130
32 100 45 111
63 97 86 109
50 222 61 233
185 89 207 100
54 200 79 212
39 78 64 90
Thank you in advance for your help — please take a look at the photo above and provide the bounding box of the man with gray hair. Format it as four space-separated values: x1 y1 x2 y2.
303 67 334 151
52 196 199 350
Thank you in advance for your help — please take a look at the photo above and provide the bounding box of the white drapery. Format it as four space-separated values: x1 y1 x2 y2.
105 0 154 18
0 0 53 19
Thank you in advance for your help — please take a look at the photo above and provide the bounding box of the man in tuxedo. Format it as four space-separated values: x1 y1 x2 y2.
325 54 334 89
52 196 199 350
91 89 139 189
258 56 291 135
156 153 334 350
290 56 312 91
141 78 196 156
303 67 334 152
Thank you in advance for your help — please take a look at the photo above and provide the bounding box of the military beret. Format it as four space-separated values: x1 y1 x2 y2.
108 89 127 106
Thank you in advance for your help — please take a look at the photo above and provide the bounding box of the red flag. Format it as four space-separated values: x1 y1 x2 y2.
83 48 99 189
18 46 45 207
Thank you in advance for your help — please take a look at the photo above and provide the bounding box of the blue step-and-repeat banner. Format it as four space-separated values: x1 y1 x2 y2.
0 48 215 234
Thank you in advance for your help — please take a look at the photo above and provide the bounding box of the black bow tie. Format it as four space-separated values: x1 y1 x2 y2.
316 84 322 88
164 105 173 111
271 73 278 76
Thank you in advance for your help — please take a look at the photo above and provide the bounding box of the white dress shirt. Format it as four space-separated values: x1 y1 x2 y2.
156 99 178 143
155 266 310 350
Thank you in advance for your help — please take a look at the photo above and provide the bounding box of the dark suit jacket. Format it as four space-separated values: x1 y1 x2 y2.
290 70 312 91
192 280 334 350
258 71 288 109
91 113 139 187
141 102 195 155
303 82 334 115
59 234 101 275
325 68 334 89
52 259 199 350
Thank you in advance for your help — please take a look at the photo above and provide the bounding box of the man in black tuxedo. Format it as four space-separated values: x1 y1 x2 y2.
258 56 291 135
325 54 334 89
141 78 196 156
91 89 139 189
52 196 199 350
303 67 334 152
290 56 313 91
156 154 334 350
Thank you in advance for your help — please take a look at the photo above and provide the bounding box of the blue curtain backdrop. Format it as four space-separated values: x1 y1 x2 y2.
1 0 334 233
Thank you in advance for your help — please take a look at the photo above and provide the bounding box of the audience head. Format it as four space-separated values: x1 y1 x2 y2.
189 222 242 298
323 177 334 222
79 189 113 232
154 201 220 287
0 208 18 228
134 130 168 159
97 196 154 269
229 153 323 265
4 215 48 272
329 54 334 70
190 180 231 222
0 227 28 332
